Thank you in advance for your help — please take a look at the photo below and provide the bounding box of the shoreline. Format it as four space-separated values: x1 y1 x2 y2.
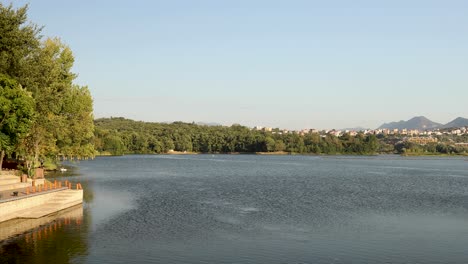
95 152 468 158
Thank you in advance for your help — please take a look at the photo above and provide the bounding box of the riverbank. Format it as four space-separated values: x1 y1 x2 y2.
95 151 467 157
401 152 468 157
0 173 84 224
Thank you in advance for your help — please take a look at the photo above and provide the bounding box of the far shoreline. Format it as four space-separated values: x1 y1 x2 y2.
95 151 468 158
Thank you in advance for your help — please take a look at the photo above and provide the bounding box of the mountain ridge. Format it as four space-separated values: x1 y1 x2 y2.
440 117 468 128
378 116 468 130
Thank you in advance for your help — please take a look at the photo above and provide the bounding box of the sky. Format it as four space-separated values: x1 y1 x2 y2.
9 0 468 129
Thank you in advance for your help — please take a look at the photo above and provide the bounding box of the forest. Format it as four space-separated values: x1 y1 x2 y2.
94 118 468 156
94 117 380 155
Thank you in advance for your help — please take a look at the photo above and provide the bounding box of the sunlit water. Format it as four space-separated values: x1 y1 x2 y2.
1 155 468 263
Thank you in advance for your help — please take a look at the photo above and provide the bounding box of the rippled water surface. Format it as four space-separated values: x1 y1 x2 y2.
1 155 468 263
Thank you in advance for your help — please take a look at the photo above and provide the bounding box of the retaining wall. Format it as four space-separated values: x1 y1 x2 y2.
0 189 83 223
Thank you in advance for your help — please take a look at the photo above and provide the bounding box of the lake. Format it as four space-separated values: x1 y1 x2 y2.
1 155 468 263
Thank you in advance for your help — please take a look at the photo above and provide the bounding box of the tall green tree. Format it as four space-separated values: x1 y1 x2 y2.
16 37 95 164
1 4 95 169
0 4 41 80
264 136 276 152
0 75 35 169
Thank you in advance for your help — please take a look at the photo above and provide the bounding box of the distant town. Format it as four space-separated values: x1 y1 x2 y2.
253 125 468 146
254 125 468 137
252 116 468 148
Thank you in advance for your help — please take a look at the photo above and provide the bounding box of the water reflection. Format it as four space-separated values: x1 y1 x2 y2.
0 204 88 264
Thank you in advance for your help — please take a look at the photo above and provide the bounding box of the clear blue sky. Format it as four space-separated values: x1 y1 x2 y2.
11 0 468 129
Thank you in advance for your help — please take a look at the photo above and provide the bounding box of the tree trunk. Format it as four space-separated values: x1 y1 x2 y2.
0 150 4 171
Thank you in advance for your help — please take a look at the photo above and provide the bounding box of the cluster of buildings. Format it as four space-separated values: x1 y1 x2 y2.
251 125 468 148
253 126 468 138
360 127 468 137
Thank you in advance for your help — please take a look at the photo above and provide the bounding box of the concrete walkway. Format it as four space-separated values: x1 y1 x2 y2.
0 173 84 222
0 174 48 200
13 189 83 219
0 186 29 200
0 175 30 200
0 188 83 222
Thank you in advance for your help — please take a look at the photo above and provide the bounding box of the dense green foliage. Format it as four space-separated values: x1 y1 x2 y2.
375 133 468 155
0 4 94 172
94 118 468 156
94 118 380 155
0 75 35 169
393 136 468 155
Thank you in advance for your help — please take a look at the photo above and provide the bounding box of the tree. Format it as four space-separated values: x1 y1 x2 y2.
103 135 125 156
0 75 35 169
274 139 285 152
0 4 41 81
58 85 95 158
0 4 96 170
264 136 276 152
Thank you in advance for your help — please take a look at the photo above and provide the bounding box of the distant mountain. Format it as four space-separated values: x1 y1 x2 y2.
441 117 468 128
378 116 442 130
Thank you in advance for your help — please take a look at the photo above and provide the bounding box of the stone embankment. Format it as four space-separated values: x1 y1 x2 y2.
0 203 83 241
0 172 83 223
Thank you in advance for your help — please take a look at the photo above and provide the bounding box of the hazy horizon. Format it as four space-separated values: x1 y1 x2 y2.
15 0 468 130
96 114 467 131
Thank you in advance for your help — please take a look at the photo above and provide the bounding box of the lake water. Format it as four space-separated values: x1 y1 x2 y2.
1 155 468 263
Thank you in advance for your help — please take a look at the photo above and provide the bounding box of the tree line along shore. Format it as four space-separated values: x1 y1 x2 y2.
93 118 468 157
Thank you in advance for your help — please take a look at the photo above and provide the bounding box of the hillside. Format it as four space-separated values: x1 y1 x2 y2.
378 116 442 130
441 117 468 128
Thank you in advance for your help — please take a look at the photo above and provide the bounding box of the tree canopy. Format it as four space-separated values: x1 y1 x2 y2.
94 118 468 156
0 75 35 168
93 118 381 155
0 3 94 171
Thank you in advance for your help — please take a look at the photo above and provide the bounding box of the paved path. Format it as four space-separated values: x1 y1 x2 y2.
0 175 49 201
0 186 30 200
14 189 82 219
